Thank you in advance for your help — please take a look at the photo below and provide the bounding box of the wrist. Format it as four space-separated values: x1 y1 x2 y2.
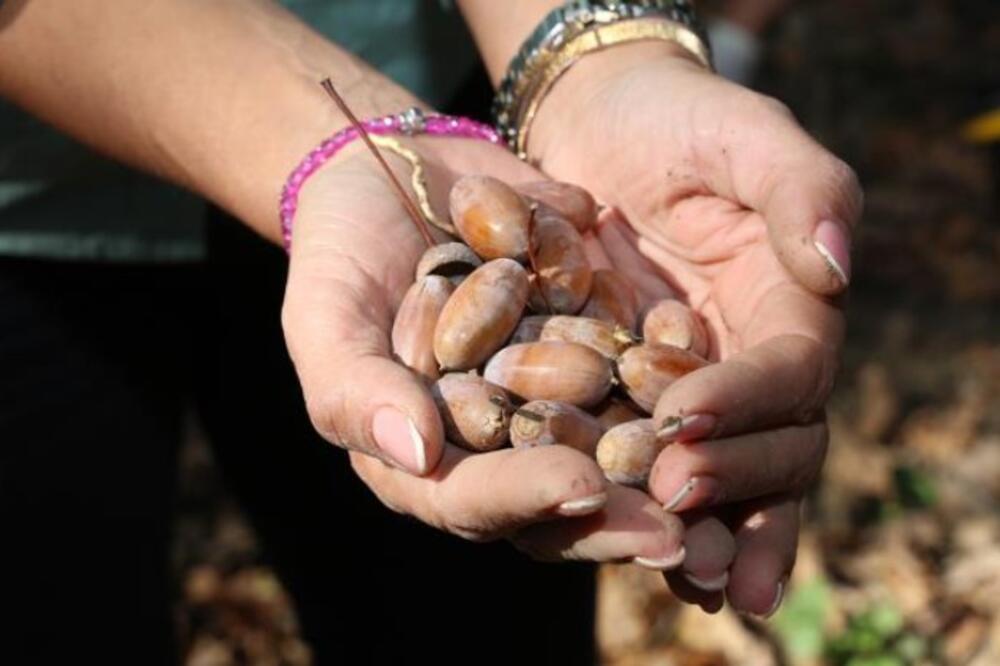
528 41 702 168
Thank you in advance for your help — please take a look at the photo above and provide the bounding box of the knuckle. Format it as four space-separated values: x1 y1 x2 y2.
425 482 493 542
305 390 350 448
827 158 865 221
752 93 796 123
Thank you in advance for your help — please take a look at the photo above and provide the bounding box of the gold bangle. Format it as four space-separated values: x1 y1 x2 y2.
515 18 711 161
368 135 456 235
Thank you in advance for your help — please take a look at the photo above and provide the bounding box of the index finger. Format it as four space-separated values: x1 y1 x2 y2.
653 282 843 442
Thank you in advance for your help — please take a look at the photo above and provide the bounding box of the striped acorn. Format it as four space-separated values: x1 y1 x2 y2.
450 175 531 262
615 343 710 413
484 341 614 409
391 275 454 382
433 258 529 371
510 400 604 456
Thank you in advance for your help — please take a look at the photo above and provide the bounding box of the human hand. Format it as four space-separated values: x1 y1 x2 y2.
280 134 704 567
530 43 862 615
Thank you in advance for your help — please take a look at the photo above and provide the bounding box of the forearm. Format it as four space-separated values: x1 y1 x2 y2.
456 0 563 87
0 0 420 242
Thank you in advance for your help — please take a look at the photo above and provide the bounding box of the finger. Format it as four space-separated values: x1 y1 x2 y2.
349 443 608 543
596 207 678 307
283 247 444 476
726 495 800 618
582 231 613 271
511 484 686 567
678 512 736 590
698 87 863 295
648 422 827 513
653 285 842 443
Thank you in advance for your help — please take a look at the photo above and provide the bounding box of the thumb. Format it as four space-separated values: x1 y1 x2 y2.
708 91 863 295
281 254 444 476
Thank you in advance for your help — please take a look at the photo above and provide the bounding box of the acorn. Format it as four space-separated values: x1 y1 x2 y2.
510 400 604 456
580 269 639 332
431 373 512 452
433 258 529 371
484 341 614 408
641 299 710 358
615 343 710 413
415 242 482 285
595 419 662 488
527 215 592 314
517 180 598 234
391 275 454 382
450 175 531 261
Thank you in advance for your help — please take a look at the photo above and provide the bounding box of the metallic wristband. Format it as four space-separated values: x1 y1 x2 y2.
493 0 712 159
369 135 454 235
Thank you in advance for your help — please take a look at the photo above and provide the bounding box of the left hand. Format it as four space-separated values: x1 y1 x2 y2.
528 42 863 616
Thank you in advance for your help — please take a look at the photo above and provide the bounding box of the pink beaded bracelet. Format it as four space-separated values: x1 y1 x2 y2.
278 107 503 251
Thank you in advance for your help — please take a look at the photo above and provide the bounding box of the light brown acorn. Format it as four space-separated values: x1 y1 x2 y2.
596 419 662 488
511 315 634 359
527 215 593 314
641 299 710 359
449 175 531 262
433 258 529 371
484 341 614 408
431 373 512 452
580 269 639 332
391 275 454 382
510 400 605 456
593 397 645 431
516 180 598 234
415 242 482 285
615 343 710 413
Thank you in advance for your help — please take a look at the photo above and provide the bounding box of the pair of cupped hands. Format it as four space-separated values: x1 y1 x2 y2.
282 46 861 616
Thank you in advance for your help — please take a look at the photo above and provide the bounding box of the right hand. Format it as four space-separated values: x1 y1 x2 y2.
279 134 704 568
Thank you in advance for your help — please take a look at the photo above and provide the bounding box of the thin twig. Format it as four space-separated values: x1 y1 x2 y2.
319 78 435 248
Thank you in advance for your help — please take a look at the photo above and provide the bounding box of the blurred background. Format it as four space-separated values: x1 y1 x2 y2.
174 1 1000 664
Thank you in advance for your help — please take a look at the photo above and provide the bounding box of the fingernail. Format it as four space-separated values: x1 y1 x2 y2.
684 571 729 592
662 476 723 512
633 546 686 571
657 413 717 443
372 407 428 475
556 492 608 516
753 579 786 620
813 219 851 287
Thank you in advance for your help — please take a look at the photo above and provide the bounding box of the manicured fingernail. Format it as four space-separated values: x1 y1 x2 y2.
813 219 851 287
754 579 786 620
658 413 717 442
556 492 608 516
372 407 428 475
662 476 723 512
633 547 686 571
684 571 729 592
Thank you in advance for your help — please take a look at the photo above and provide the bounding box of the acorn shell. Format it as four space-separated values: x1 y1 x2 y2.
431 373 512 452
433 258 529 371
484 341 614 408
615 343 710 413
595 419 662 488
450 175 531 262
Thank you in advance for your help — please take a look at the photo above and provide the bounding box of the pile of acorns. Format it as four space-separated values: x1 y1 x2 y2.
392 175 711 488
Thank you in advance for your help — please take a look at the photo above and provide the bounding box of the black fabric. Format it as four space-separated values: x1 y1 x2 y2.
0 61 595 665
0 258 192 664
196 213 596 665
0 227 596 666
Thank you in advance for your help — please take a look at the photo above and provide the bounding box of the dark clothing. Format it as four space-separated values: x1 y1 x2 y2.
0 214 596 665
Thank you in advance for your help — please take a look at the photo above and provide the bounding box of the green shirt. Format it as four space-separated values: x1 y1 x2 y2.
0 0 477 262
